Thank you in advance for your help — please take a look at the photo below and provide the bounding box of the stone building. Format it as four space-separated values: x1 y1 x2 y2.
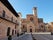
21 7 45 33
45 22 53 32
38 18 45 32
0 0 21 38
17 12 22 34
45 23 51 32
21 18 27 32
49 22 53 32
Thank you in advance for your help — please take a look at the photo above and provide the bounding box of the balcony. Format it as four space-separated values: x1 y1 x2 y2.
0 13 19 25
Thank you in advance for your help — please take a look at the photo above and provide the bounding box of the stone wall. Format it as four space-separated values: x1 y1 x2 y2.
0 1 20 38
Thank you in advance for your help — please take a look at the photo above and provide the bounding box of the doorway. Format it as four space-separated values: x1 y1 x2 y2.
7 27 10 36
30 29 32 32
12 29 14 35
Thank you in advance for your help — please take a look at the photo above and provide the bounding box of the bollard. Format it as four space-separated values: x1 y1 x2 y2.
8 35 12 40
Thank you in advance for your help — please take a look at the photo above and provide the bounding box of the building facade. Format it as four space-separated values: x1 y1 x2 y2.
0 0 21 38
38 18 45 32
45 22 53 32
17 12 22 34
21 7 45 33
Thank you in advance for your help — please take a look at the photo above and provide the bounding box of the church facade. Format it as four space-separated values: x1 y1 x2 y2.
21 7 45 33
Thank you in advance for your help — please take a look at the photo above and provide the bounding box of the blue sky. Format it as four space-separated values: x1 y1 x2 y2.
8 0 53 23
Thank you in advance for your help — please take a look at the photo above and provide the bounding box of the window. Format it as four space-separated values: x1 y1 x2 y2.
15 25 16 29
30 17 34 22
41 25 43 28
2 10 5 17
12 29 14 35
30 26 32 27
11 17 13 21
7 27 10 36
23 25 25 28
0 31 1 34
15 30 16 34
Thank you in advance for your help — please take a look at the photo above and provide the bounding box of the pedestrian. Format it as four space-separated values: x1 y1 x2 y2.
8 35 12 40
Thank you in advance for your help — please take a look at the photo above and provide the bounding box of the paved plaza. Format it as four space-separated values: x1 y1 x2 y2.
26 32 53 40
33 34 53 40
0 32 53 40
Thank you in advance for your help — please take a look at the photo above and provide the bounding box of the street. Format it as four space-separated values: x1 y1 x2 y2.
0 32 53 40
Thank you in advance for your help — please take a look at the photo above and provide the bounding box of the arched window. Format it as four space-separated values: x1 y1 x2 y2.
7 27 10 36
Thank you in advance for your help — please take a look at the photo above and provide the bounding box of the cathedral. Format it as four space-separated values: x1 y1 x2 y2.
21 7 45 33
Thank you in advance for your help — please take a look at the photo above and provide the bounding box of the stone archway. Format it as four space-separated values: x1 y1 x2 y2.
30 28 32 32
30 26 32 32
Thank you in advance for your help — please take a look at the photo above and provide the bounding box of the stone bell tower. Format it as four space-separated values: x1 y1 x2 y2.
33 7 37 16
33 7 39 32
